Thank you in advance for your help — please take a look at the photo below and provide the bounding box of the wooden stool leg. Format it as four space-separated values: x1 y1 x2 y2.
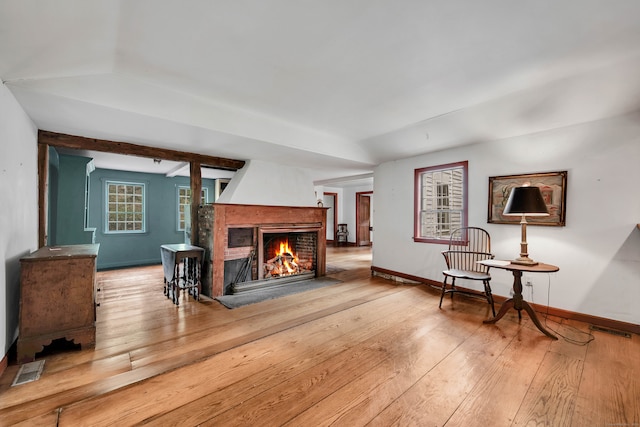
173 262 180 305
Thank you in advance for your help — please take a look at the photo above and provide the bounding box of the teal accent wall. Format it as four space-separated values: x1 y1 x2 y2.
54 153 95 245
47 147 59 246
87 168 215 270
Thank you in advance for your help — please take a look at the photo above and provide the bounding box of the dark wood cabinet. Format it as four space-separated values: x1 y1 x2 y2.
18 244 99 363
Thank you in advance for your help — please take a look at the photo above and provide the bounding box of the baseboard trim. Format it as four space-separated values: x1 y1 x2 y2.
371 265 639 336
98 259 161 271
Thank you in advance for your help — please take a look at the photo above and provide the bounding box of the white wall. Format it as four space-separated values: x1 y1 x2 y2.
217 159 317 207
0 83 38 360
373 112 640 325
316 185 344 241
317 184 374 244
316 186 344 222
322 192 336 239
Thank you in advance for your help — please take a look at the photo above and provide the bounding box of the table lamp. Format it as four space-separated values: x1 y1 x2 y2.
502 185 549 265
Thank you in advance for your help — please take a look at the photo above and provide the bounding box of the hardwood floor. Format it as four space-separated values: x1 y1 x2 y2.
0 246 637 426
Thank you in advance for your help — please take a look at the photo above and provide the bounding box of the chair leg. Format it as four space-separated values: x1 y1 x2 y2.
484 280 496 317
439 277 449 309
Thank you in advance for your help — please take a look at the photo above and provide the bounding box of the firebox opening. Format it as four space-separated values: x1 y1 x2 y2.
262 232 317 280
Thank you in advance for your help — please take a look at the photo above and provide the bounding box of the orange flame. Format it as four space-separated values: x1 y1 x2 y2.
276 239 298 274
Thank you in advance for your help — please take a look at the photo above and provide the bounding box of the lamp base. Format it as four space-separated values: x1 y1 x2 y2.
511 256 538 266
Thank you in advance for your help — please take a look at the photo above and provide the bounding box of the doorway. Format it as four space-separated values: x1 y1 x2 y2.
356 191 373 246
323 192 337 244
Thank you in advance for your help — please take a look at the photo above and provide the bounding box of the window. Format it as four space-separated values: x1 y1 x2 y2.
414 161 467 243
177 186 208 231
105 181 145 233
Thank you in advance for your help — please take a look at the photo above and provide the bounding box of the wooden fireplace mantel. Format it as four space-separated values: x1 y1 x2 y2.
198 203 328 297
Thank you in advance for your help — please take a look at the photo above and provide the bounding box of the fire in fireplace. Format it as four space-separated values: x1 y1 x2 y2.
263 236 314 279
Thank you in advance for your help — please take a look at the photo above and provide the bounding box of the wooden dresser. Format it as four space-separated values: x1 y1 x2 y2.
18 244 100 363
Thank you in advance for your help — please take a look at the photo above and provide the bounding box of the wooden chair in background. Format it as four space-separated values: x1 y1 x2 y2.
440 226 496 316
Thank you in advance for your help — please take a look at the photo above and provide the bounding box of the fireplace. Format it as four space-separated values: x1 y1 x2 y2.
260 229 317 279
228 228 320 294
197 204 327 297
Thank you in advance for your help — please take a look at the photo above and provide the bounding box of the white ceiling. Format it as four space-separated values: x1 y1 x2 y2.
2 1 640 184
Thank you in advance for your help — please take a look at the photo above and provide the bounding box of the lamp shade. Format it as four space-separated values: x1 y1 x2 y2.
503 186 549 216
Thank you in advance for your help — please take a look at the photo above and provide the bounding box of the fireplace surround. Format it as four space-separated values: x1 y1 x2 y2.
197 203 327 297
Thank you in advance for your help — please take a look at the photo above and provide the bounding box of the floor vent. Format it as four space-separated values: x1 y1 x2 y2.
12 360 45 386
589 325 632 339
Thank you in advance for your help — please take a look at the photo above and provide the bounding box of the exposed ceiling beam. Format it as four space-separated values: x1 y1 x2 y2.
38 130 246 171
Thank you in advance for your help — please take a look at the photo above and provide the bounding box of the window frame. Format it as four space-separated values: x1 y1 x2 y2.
177 186 209 231
413 160 468 244
104 180 146 234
